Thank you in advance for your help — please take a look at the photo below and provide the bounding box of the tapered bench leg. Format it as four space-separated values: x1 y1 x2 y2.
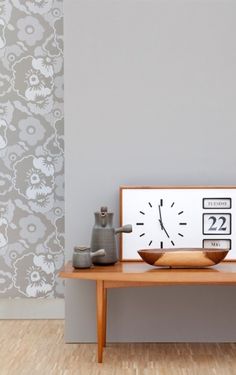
96 280 105 363
103 287 107 347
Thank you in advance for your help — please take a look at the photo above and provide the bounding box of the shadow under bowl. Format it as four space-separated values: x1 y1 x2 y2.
137 247 229 268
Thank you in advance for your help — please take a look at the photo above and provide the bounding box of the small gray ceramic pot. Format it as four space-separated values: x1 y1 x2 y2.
73 246 105 269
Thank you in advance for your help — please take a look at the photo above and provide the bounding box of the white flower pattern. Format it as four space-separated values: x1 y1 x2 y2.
13 253 54 297
13 56 54 101
17 16 44 46
0 119 7 149
34 253 55 274
0 101 14 124
0 271 13 293
13 155 54 199
19 215 46 244
0 1 13 24
0 2 64 298
0 73 11 96
32 54 63 77
18 117 46 146
0 17 6 49
11 0 53 15
0 217 8 248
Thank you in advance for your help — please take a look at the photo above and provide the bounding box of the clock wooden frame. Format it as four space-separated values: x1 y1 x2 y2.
120 186 236 262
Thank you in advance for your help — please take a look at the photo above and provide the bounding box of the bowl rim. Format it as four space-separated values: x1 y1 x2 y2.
138 247 230 253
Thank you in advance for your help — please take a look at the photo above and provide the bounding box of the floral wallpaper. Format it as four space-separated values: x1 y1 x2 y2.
0 0 64 298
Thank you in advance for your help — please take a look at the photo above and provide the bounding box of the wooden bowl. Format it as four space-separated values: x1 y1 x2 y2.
137 248 229 268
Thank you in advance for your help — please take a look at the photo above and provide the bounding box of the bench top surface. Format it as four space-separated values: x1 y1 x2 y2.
60 261 236 285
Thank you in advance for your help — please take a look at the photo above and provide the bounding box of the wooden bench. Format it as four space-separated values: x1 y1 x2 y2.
60 261 236 363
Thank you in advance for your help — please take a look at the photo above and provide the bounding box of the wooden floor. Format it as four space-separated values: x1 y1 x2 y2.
1 321 236 375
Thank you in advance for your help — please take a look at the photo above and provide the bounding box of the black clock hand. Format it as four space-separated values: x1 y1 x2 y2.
159 219 170 238
158 205 170 238
158 205 164 229
158 219 164 231
162 225 170 239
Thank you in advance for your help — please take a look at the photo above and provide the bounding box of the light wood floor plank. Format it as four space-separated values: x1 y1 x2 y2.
0 320 236 375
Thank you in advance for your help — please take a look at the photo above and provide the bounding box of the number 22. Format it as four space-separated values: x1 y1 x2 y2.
208 216 227 231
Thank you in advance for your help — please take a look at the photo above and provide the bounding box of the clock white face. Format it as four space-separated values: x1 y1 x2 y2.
135 198 187 249
120 187 236 260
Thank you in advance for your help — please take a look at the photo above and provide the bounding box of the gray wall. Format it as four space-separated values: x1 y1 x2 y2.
0 0 64 300
65 0 236 342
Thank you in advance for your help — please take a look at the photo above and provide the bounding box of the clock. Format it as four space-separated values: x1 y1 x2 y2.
120 186 236 261
134 198 187 249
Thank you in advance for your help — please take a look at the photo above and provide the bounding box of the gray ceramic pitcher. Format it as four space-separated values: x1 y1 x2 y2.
90 206 132 265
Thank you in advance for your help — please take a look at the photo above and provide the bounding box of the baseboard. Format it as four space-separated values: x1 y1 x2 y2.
0 298 65 319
